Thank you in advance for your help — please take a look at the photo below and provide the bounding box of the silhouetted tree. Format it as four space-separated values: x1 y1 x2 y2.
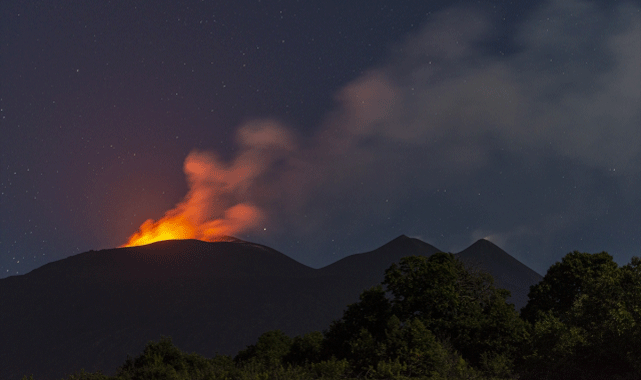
518 252 641 380
234 330 292 370
325 253 525 378
116 336 216 380
285 331 324 366
384 253 528 370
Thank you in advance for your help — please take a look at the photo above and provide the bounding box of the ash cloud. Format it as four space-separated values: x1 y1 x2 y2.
155 0 639 271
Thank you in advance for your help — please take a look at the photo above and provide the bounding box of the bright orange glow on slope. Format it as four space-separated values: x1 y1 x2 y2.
121 214 197 247
120 146 270 247
121 203 260 247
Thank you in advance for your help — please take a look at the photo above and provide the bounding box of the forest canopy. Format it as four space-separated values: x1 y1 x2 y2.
22 251 640 380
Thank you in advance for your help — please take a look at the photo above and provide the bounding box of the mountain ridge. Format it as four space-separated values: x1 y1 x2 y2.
455 238 543 307
0 235 542 380
319 234 442 277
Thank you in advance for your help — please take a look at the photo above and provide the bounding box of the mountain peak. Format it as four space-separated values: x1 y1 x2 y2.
470 238 500 249
456 239 542 309
133 236 244 248
458 238 522 268
381 234 425 248
386 234 412 244
320 234 441 278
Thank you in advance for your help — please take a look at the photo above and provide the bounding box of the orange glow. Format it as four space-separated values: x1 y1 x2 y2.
121 148 268 248
121 201 263 247
121 214 198 247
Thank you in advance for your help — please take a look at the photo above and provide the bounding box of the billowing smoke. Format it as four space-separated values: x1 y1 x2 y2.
124 0 639 269
258 1 639 253
122 120 294 246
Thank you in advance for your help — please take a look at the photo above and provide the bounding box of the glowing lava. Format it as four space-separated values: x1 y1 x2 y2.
120 123 293 247
121 214 197 247
120 147 270 247
121 203 261 247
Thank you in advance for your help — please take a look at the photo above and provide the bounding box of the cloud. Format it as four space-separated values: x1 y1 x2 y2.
321 0 640 174
250 0 639 262
126 0 639 268
508 0 641 171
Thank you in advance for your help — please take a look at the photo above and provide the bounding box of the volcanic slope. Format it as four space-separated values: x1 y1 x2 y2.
0 236 541 380
456 238 543 310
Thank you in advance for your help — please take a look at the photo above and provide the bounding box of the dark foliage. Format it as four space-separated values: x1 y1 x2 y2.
324 253 526 378
518 252 641 380
20 251 640 380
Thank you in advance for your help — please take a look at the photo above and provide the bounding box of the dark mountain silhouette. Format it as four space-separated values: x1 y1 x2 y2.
0 236 541 380
314 235 442 312
320 235 442 279
455 239 543 309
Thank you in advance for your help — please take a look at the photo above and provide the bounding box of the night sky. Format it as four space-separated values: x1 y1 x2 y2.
1 0 639 278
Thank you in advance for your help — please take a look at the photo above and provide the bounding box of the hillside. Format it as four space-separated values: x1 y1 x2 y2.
0 236 541 380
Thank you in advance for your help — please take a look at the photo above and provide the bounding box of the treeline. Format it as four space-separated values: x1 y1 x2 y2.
23 251 640 380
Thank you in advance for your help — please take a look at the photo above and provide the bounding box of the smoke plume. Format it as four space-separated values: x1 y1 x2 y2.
124 0 639 270
122 121 294 246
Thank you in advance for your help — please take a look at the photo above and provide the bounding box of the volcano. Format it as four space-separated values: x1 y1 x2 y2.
0 236 541 380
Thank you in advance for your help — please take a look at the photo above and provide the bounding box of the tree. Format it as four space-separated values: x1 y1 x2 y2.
383 253 528 369
324 253 527 377
323 284 393 370
285 331 324 366
234 330 292 370
378 316 455 378
64 370 111 380
116 336 215 380
620 257 641 374
518 252 641 380
520 251 619 324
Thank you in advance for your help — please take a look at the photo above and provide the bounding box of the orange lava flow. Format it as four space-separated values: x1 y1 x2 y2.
121 214 199 247
120 148 269 248
120 203 262 248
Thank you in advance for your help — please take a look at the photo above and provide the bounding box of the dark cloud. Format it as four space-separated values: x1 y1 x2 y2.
210 0 640 273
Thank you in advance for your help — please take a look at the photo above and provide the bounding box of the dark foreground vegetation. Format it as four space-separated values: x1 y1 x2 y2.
22 251 640 380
